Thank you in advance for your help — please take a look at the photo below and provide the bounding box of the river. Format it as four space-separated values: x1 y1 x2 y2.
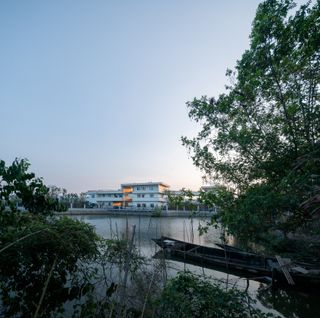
74 214 320 318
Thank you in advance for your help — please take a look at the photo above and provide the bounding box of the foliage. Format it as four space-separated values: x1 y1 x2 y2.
182 0 320 240
0 214 100 317
165 190 185 210
48 186 88 211
0 158 102 317
181 188 198 212
165 189 198 211
98 238 145 273
47 185 69 211
151 207 163 217
197 185 230 211
0 158 58 215
71 260 166 318
63 192 87 209
156 271 277 318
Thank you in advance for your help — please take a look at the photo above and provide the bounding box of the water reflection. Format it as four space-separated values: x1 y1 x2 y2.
257 286 320 318
76 215 221 257
74 215 320 318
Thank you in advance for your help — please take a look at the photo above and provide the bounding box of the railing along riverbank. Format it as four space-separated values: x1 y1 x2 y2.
56 208 215 217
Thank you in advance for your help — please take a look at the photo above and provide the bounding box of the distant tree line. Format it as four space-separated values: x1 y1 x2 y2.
47 185 87 211
165 188 219 212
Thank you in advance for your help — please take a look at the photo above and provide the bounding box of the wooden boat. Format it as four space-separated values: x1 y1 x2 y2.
215 242 256 254
152 236 320 288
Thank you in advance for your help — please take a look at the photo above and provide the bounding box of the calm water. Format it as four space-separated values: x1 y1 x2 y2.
74 214 320 318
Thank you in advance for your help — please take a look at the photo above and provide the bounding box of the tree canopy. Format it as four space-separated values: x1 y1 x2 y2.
182 0 320 241
0 159 101 317
0 158 58 215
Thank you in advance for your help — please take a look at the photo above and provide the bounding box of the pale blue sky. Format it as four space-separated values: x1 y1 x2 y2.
1 0 267 192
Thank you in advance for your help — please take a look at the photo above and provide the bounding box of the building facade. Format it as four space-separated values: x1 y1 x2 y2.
85 182 169 209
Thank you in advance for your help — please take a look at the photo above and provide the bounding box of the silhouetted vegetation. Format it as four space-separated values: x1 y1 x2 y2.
182 0 320 250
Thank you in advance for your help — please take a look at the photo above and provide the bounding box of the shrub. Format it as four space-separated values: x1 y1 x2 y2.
156 271 277 318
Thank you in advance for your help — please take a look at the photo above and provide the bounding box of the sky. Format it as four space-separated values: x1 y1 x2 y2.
1 0 269 193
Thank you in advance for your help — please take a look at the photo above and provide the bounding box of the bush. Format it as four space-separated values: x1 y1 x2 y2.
151 207 162 217
156 271 277 318
0 214 100 317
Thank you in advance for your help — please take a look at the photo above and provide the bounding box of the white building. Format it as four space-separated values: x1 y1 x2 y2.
85 182 169 209
85 190 123 208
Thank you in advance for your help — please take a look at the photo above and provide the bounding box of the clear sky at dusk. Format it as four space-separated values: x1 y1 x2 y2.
1 0 271 192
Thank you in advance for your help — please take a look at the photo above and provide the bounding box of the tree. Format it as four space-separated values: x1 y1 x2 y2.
180 188 197 211
0 216 100 317
0 158 57 215
0 159 100 317
165 189 198 211
165 190 185 210
182 0 320 241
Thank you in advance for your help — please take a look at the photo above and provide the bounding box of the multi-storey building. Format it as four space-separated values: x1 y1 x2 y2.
85 182 169 209
85 190 123 208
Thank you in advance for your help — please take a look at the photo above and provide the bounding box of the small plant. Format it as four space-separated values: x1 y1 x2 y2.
98 238 145 273
151 207 162 217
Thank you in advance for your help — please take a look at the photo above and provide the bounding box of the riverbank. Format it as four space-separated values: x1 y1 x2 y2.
56 208 214 217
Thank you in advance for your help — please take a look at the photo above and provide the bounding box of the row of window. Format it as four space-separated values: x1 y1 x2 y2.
135 186 157 191
92 192 165 199
96 193 123 198
136 203 155 208
137 194 155 198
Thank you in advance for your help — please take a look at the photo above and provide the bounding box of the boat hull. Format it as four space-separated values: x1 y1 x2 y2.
152 236 320 289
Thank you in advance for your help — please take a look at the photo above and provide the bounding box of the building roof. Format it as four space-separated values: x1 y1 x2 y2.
121 182 169 188
86 189 122 194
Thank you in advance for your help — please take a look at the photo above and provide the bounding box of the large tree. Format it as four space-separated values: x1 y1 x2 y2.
182 0 320 241
0 159 100 317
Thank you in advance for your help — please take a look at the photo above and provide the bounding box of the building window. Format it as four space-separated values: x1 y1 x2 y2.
136 186 141 191
150 194 154 198
142 186 145 190
137 203 141 208
142 203 146 208
150 203 154 208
